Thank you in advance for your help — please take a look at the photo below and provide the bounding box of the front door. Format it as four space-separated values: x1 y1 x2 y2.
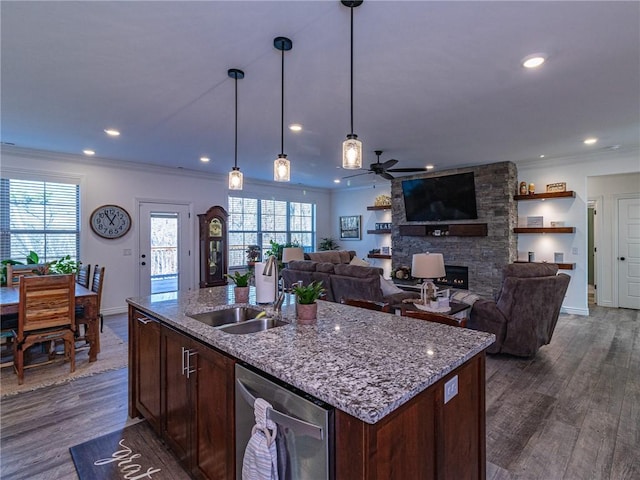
138 202 192 296
618 197 640 309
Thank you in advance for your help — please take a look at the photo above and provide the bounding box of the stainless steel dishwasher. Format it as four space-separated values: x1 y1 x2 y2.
235 364 334 480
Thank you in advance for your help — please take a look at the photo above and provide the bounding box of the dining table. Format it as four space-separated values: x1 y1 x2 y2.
0 283 100 362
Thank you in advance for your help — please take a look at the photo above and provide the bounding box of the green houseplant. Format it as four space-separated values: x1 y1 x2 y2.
292 281 325 325
225 271 252 303
318 237 340 251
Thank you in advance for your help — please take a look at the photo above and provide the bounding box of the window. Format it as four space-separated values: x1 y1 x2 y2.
0 178 80 262
228 196 315 268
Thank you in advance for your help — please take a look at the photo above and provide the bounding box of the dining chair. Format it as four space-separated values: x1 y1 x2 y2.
77 265 105 341
13 274 76 384
340 298 391 313
5 263 46 287
76 263 91 289
403 309 467 328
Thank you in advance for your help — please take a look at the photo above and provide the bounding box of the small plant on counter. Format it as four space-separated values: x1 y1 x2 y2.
225 271 252 287
292 281 325 304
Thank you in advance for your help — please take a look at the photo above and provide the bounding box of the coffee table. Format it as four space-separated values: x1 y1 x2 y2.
392 300 471 328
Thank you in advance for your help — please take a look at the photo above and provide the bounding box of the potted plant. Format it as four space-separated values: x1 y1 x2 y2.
318 237 340 251
225 271 252 303
291 280 325 325
246 245 261 266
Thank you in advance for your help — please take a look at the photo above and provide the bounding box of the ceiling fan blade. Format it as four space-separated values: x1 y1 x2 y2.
380 172 395 180
386 167 430 173
342 171 373 179
381 159 399 169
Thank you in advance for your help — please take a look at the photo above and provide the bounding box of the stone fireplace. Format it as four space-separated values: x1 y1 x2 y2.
390 162 518 298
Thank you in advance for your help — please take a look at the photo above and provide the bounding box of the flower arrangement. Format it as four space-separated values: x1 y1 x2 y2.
391 265 412 281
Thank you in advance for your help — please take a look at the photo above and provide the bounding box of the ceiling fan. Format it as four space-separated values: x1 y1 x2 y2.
342 150 429 180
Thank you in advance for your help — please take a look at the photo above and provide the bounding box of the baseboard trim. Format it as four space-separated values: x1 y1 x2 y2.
561 306 589 316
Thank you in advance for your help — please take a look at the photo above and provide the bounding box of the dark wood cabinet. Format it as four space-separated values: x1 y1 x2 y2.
198 206 228 288
335 353 486 480
130 307 162 434
161 325 235 480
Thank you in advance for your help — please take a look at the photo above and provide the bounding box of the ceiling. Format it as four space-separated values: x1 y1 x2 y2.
2 1 639 189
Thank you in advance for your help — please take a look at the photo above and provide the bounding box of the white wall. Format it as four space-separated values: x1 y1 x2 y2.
517 150 639 315
331 186 393 277
1 147 332 314
588 172 640 307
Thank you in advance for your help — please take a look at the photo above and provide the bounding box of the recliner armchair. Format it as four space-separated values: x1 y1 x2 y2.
468 263 570 357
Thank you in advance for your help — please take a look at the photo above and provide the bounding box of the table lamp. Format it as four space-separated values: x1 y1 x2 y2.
282 247 305 265
411 253 446 305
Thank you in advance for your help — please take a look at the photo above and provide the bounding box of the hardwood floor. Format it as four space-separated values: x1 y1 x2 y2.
1 307 638 479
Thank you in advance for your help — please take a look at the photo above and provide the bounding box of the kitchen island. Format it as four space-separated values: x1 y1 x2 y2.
128 286 494 479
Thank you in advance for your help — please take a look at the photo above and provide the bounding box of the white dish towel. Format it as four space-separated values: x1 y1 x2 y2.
242 397 279 480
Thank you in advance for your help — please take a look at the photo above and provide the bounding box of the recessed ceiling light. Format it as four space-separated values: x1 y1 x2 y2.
426 165 435 170
289 124 303 132
584 137 598 145
334 179 341 184
200 157 210 163
83 149 95 156
539 154 545 158
104 128 120 136
522 54 546 69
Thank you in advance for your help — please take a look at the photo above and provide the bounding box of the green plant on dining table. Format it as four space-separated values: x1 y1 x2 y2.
292 281 325 305
225 271 252 287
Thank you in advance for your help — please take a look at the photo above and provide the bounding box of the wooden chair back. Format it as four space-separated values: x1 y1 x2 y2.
76 263 91 289
341 298 391 313
14 274 76 384
91 265 105 311
6 263 47 287
18 274 76 336
403 309 467 328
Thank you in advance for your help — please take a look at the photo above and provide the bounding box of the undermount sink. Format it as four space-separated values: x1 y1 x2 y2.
218 317 289 335
188 306 263 328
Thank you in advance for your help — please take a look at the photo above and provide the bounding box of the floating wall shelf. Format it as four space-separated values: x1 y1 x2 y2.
366 205 391 211
514 227 575 234
367 229 391 234
515 261 576 270
514 191 576 201
367 254 391 260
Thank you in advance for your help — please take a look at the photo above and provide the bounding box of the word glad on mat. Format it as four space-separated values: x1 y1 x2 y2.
93 438 161 480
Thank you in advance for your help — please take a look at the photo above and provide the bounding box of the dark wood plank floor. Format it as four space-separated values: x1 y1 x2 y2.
1 307 638 479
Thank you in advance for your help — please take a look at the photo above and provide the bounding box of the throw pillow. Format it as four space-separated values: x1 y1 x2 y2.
349 257 370 267
380 275 404 295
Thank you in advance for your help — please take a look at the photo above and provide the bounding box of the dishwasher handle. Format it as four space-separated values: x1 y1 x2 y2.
236 378 324 441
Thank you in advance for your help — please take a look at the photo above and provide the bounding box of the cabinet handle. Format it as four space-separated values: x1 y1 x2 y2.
181 346 187 375
186 350 197 378
137 315 155 325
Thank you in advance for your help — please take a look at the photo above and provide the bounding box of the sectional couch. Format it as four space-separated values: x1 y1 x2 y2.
281 250 419 305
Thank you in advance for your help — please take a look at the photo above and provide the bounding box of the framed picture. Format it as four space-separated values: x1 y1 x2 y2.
339 215 361 240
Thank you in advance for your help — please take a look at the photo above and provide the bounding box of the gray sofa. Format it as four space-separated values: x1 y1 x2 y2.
281 254 418 305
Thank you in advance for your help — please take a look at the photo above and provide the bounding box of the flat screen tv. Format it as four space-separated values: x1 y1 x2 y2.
402 172 478 222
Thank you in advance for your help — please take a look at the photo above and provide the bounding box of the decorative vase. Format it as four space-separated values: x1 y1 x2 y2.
296 302 318 325
234 286 249 303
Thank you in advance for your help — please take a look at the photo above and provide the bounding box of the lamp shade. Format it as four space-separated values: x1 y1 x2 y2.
411 253 445 279
282 247 304 263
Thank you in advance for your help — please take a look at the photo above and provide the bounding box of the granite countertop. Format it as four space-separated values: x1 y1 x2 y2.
127 286 494 424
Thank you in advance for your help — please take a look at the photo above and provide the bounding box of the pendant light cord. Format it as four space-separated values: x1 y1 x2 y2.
349 5 354 136
234 75 238 169
281 47 285 155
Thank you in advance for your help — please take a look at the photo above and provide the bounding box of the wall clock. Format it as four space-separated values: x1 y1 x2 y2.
90 204 132 239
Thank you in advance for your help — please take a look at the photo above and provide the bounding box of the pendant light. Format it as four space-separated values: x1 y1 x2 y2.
274 37 293 182
228 68 245 190
341 0 363 170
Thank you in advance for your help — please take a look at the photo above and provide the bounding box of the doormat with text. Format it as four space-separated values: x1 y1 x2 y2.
69 421 189 480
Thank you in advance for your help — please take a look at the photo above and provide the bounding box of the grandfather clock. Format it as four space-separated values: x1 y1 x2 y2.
198 206 228 287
